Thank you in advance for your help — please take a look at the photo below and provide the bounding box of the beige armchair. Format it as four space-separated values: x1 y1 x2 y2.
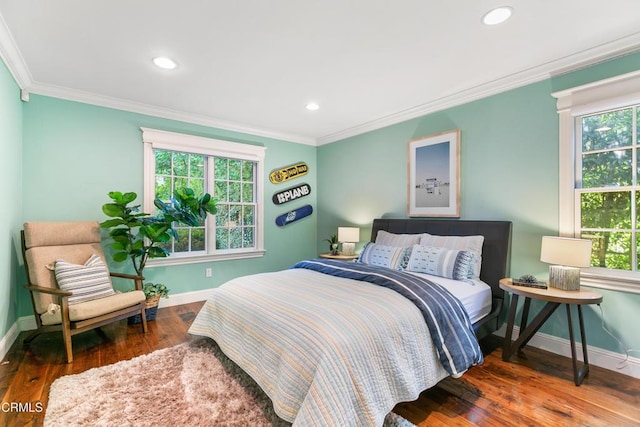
21 221 147 363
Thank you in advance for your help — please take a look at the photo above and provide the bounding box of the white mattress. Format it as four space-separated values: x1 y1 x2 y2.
407 272 493 324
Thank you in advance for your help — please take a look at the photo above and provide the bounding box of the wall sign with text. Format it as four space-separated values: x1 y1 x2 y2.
272 183 311 205
269 162 309 184
275 204 313 227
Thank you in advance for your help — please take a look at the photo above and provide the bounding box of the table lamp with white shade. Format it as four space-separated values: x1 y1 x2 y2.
540 236 592 291
338 227 360 256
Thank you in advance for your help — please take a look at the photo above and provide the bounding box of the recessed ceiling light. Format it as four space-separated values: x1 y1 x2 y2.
306 102 320 111
152 56 178 70
482 6 513 25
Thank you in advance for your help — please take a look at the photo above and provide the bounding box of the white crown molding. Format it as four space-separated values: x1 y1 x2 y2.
0 12 315 145
26 81 317 146
316 31 640 146
1 4 640 148
0 12 31 88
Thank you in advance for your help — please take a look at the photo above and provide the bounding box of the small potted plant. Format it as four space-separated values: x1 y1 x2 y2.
324 234 339 255
129 283 170 324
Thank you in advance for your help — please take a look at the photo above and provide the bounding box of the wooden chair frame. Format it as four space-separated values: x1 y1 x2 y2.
21 230 148 363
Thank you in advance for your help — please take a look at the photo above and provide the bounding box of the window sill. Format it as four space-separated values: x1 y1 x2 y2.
580 268 640 295
145 249 266 268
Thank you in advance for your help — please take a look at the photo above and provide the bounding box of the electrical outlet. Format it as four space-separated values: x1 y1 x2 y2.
205 268 212 278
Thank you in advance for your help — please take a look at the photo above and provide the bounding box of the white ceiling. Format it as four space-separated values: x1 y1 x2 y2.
1 1 640 146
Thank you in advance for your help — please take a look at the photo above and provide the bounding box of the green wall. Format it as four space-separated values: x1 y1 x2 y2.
19 95 317 316
317 52 640 355
0 58 22 338
4 46 640 363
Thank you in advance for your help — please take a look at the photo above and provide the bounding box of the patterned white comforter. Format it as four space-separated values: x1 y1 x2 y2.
189 267 450 427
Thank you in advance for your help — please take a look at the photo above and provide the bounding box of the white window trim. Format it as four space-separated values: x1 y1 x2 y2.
141 127 266 266
552 70 640 294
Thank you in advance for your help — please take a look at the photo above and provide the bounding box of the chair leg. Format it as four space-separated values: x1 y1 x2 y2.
140 304 148 333
62 322 73 363
60 301 74 363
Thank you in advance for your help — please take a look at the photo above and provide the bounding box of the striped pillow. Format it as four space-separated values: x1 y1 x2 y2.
406 245 474 280
54 254 115 305
357 242 411 270
419 234 484 278
375 230 422 247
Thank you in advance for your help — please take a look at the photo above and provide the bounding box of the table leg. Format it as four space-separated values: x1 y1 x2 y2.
505 301 560 359
502 294 519 361
567 304 591 386
519 297 531 333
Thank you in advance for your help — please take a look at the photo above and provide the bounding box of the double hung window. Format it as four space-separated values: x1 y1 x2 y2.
142 128 266 265
576 106 638 271
554 70 640 292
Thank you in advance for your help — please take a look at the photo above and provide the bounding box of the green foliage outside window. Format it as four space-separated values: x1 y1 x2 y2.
579 106 639 271
214 157 257 250
155 149 257 254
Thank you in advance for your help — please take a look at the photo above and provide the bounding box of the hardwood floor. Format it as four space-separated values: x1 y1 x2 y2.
1 302 639 426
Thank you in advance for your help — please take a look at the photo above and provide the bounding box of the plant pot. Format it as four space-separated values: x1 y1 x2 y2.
128 295 161 324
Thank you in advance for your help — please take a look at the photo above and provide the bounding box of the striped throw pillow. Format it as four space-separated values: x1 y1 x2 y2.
357 242 411 270
54 254 115 305
375 230 422 247
419 234 484 278
406 245 474 281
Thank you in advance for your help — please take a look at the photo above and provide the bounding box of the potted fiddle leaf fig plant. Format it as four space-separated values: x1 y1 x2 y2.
100 188 217 276
100 187 216 321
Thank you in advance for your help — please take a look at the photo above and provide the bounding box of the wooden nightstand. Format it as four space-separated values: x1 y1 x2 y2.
500 278 603 386
319 253 359 261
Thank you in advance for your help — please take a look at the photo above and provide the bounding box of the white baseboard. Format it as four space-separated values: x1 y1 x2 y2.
4 295 639 380
0 322 20 363
157 288 214 309
17 315 37 331
495 324 640 380
0 288 212 362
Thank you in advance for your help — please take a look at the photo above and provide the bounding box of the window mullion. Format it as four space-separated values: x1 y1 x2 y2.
634 106 639 271
574 119 583 237
206 156 216 254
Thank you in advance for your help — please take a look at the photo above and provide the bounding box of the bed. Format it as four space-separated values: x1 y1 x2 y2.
189 218 512 426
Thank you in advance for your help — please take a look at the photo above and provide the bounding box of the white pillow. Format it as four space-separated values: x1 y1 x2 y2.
406 245 474 280
375 230 422 247
357 242 411 270
419 233 484 278
55 254 115 305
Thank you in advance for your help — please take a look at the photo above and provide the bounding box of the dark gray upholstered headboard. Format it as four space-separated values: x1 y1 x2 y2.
370 218 512 339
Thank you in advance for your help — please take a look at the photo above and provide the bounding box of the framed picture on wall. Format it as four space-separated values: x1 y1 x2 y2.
407 129 460 217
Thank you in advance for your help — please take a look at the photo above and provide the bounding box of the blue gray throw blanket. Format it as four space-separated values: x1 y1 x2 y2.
291 259 483 375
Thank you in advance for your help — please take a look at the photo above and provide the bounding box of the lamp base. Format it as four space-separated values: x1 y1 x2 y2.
548 265 581 291
342 242 356 256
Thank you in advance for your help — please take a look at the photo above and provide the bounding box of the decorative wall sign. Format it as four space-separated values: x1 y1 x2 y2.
269 162 309 184
407 129 460 217
275 204 313 227
272 183 311 205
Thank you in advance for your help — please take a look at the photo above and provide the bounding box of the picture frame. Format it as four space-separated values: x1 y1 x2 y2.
407 129 460 217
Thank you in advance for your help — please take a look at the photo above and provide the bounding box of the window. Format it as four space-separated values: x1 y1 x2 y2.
553 70 640 293
142 128 266 265
577 107 638 271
